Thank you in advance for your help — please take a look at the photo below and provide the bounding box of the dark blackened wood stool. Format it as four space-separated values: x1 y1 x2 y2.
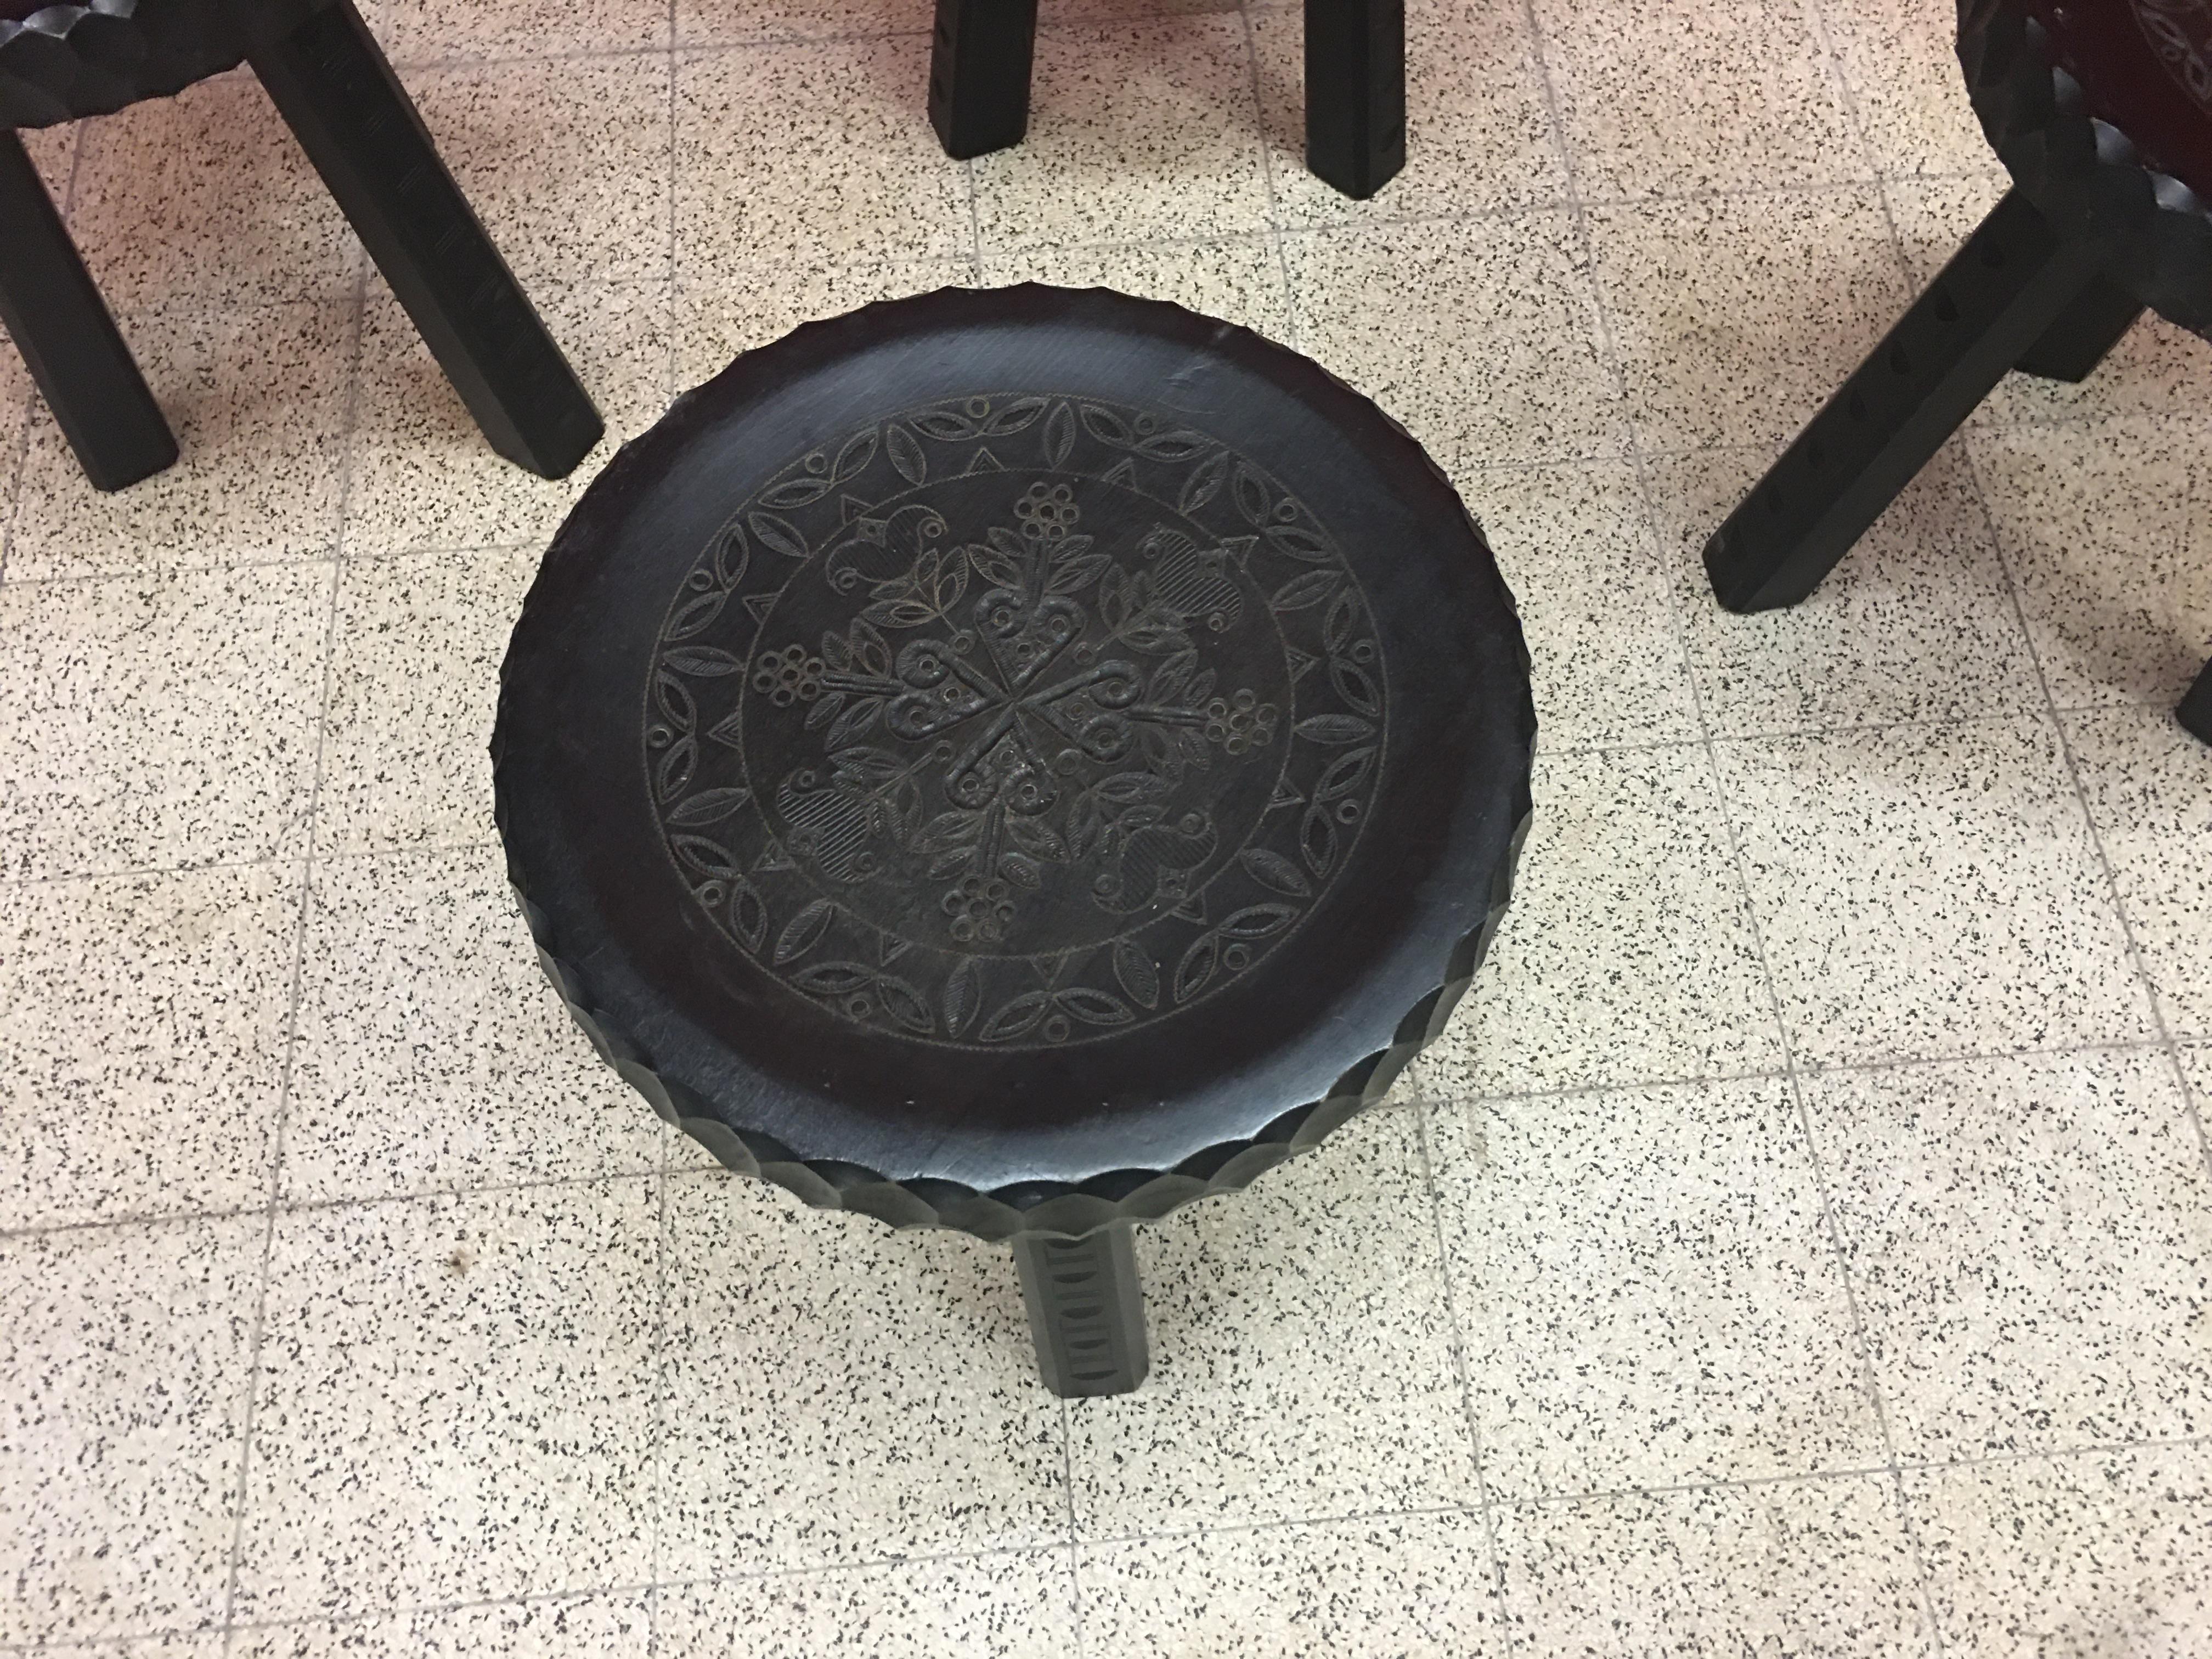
1704 0 2212 744
928 0 1404 200
493 285 1532 1395
0 0 600 490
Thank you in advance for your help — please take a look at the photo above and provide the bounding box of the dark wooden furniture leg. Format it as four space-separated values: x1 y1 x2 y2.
1705 188 2120 613
2180 658 2212 746
0 131 177 492
248 1 602 479
1013 1225 1149 1398
927 0 1040 161
2014 272 2145 383
1305 0 1404 200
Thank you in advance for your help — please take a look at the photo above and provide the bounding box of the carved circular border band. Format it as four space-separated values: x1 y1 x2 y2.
640 392 1389 1051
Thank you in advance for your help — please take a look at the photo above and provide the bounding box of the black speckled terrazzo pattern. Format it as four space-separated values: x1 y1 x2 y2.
2 0 2210 1651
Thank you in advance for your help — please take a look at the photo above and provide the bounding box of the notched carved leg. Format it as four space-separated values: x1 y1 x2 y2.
1013 1223 1149 1397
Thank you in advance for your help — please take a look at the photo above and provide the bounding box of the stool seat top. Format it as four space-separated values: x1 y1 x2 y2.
494 286 1532 1237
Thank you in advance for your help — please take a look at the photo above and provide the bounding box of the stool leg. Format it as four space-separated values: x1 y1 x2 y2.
2180 658 2212 747
1305 0 1404 200
1705 187 2116 614
0 131 177 492
927 0 1040 161
2014 273 2143 383
1013 1224 1149 1398
248 1 603 479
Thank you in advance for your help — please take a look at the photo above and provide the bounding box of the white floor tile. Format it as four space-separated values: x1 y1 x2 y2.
0 1216 263 1644
1805 1049 2212 1462
1432 1080 1883 1499
231 1181 659 1622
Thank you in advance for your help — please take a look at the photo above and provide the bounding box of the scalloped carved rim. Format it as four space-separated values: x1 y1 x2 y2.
1960 0 2212 336
496 284 1537 1244
0 0 334 129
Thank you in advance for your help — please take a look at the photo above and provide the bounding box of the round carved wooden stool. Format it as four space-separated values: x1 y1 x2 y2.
492 286 1534 1396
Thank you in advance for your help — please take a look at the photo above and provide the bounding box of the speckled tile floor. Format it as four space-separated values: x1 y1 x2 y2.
3 0 2211 1652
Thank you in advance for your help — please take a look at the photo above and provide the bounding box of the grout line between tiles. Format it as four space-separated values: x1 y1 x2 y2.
1821 0 2205 1205
1470 9 1593 1644
1962 475 2212 1196
963 156 985 269
385 39 681 74
218 261 368 1633
20 1426 2212 1654
0 1032 2179 1246
1411 1102 1510 1612
1232 5 1300 351
1523 0 1955 1642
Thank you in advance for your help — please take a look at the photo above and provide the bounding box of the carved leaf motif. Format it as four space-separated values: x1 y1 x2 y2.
1271 569 1340 612
668 786 753 825
825 696 883 749
727 877 768 952
911 408 979 442
1300 803 1338 876
805 690 846 729
1003 812 1068 861
1233 463 1273 526
672 834 743 878
1137 429 1211 461
943 957 981 1037
1294 714 1374 746
1056 986 1133 1027
832 427 879 482
969 540 1023 591
1094 770 1170 806
656 673 696 732
1046 551 1111 595
982 397 1048 436
760 475 831 509
1112 940 1160 1009
1173 934 1220 1004
979 989 1053 1043
1178 450 1229 513
860 597 939 627
663 588 728 641
1043 402 1075 467
887 424 926 485
913 810 983 853
774 898 836 964
1149 650 1198 704
712 521 750 589
1079 403 1133 447
1314 744 1378 800
662 646 743 677
1323 589 1361 654
1238 847 1311 897
655 737 696 801
1330 658 1381 717
849 618 891 677
831 747 905 785
1266 523 1333 563
875 974 933 1035
1069 794 1104 858
792 961 872 996
1216 902 1297 940
748 511 808 560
